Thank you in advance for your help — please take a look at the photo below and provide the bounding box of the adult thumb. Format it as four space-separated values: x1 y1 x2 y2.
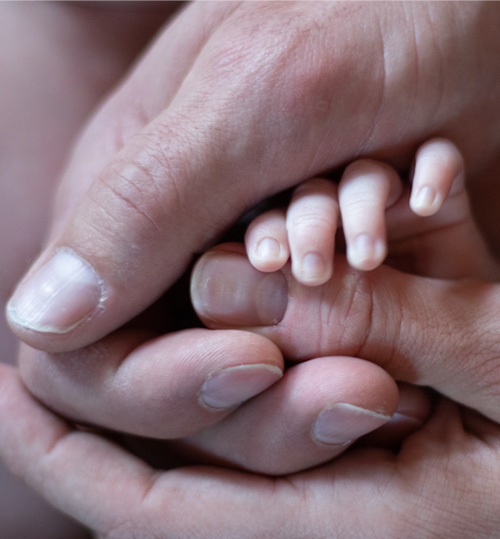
4 3 260 352
191 245 500 424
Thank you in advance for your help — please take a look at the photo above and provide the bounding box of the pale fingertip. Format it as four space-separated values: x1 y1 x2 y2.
249 237 289 273
347 235 386 271
410 185 443 216
256 237 281 260
295 252 332 286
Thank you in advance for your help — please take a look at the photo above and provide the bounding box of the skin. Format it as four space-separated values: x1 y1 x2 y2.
3 1 500 536
10 125 500 536
6 1 500 351
0 2 180 536
2 376 500 538
244 139 463 283
3 195 500 536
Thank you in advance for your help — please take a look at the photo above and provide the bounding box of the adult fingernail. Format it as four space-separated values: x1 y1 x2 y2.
200 364 283 410
191 251 288 326
7 249 103 334
312 403 390 445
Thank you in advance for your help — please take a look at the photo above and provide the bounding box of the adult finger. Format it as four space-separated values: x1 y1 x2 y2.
2 363 500 538
10 2 499 352
191 245 500 424
20 327 430 476
5 1 238 352
359 382 433 448
18 328 284 439
182 356 400 475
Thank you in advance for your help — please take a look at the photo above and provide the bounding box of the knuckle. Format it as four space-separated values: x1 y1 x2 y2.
204 5 346 138
331 267 375 355
92 130 194 248
279 260 374 360
289 212 336 234
93 159 164 242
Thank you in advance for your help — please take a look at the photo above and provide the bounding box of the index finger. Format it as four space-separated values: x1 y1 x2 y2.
19 328 284 439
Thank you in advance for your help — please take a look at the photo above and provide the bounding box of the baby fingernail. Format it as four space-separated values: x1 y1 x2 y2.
298 252 329 284
7 249 103 334
411 185 441 216
256 238 281 260
348 234 385 271
200 364 283 410
313 403 390 445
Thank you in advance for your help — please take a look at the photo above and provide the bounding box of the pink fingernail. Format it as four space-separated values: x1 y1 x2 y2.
191 251 288 327
298 252 329 283
348 235 385 271
313 403 390 445
7 249 103 333
200 364 283 410
411 185 441 216
256 238 281 260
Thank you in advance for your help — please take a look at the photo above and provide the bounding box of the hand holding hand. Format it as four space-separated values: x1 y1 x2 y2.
8 1 500 353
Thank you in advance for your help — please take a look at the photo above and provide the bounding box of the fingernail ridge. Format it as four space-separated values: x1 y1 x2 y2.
200 364 283 410
191 252 288 327
7 249 104 334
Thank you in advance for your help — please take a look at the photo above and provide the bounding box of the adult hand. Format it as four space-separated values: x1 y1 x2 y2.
13 221 496 535
16 179 490 476
10 197 500 535
191 245 500 423
18 284 417 475
6 1 500 353
5 2 500 533
183 148 500 465
0 2 179 536
2 362 500 538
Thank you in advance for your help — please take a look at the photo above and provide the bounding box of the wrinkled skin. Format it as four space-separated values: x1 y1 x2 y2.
8 1 500 351
3 2 500 537
0 2 179 536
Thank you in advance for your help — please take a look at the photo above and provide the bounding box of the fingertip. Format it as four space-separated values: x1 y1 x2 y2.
286 178 338 286
6 249 104 336
245 209 289 272
346 235 386 271
292 252 333 286
339 159 398 272
360 384 433 448
409 184 443 216
249 237 289 273
199 363 283 411
410 138 465 216
191 248 289 328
